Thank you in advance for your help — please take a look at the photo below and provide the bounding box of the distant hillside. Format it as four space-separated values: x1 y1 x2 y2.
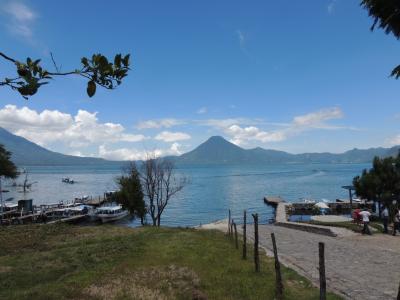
176 136 399 165
0 127 119 166
1 127 399 166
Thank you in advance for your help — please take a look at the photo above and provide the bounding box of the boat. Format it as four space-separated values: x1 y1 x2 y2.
62 178 75 184
314 202 330 215
302 198 316 204
95 205 129 223
3 203 18 212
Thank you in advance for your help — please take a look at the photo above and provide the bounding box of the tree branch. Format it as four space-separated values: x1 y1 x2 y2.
0 52 16 63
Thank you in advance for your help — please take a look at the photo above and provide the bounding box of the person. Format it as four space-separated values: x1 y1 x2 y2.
382 205 389 234
392 209 400 236
353 206 361 225
359 208 371 235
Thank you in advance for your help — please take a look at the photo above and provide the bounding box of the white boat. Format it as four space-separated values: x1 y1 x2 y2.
95 205 129 223
302 198 316 204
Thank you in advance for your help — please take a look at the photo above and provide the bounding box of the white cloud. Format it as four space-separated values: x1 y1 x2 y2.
0 105 147 147
170 142 183 155
68 151 83 157
2 2 36 38
236 29 245 50
292 107 343 128
197 107 207 114
208 107 347 146
136 118 184 129
154 131 191 142
99 143 183 161
327 0 336 14
227 125 286 146
387 135 400 146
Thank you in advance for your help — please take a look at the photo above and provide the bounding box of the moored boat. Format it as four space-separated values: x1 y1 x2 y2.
62 178 75 184
95 205 129 223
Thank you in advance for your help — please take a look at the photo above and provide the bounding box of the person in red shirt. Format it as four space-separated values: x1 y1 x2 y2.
353 207 361 225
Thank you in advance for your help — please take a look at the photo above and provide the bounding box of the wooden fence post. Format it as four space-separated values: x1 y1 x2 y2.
271 233 283 299
233 221 238 249
397 281 400 300
252 213 260 272
243 210 247 259
228 209 231 236
319 242 326 300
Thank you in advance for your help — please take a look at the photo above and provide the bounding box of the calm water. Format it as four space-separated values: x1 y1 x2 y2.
3 163 369 227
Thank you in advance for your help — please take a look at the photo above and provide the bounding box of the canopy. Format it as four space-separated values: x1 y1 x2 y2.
314 202 329 209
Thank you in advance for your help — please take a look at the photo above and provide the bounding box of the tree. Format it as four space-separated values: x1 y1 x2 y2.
0 145 17 179
353 153 400 214
0 51 130 99
0 145 18 218
361 0 400 78
141 157 187 226
115 163 146 225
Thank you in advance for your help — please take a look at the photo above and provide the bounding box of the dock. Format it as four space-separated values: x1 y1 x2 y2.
264 196 285 207
46 215 87 225
1 192 116 226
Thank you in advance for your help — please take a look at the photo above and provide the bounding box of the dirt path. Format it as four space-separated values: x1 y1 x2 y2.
244 224 400 300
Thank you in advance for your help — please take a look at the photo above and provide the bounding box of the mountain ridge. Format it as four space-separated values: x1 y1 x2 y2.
176 135 399 165
0 128 398 166
0 127 122 166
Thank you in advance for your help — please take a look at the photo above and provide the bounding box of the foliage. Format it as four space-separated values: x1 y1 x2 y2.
115 163 146 224
141 157 187 226
361 0 400 78
353 153 400 207
0 144 17 179
0 224 341 300
0 52 130 99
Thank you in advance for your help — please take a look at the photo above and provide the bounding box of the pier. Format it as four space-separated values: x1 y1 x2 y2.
263 196 285 207
263 195 366 237
0 192 114 226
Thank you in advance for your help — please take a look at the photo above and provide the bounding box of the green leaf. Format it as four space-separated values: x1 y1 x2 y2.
122 54 130 67
17 68 28 77
81 57 89 66
114 54 122 67
86 80 96 97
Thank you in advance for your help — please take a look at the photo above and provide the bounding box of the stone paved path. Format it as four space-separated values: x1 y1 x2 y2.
245 225 400 300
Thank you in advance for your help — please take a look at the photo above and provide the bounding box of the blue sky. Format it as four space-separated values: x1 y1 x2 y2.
1 0 400 160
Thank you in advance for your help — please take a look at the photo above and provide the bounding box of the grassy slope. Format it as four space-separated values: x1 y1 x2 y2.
0 225 341 300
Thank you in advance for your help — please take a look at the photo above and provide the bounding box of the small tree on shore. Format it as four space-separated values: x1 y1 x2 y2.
0 145 18 217
141 157 186 226
353 153 400 214
115 163 146 225
0 145 17 179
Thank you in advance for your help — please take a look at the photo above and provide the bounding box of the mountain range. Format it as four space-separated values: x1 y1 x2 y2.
0 127 398 166
176 136 399 164
0 127 117 166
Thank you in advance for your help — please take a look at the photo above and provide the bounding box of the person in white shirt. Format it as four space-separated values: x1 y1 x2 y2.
359 209 371 235
382 206 389 234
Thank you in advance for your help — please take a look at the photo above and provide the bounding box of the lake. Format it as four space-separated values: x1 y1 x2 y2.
3 163 369 227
